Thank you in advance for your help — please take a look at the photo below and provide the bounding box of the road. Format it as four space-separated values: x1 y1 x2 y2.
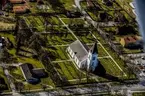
6 82 144 96
2 63 21 96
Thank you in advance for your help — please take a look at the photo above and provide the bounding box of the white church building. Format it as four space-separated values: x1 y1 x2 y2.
67 40 99 72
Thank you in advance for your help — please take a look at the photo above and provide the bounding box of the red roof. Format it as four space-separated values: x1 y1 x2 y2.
13 5 28 13
123 36 138 44
9 0 24 3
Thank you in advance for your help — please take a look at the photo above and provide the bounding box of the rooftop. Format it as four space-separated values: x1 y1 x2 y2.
9 0 24 3
20 63 33 80
13 5 28 13
122 36 140 44
69 40 88 61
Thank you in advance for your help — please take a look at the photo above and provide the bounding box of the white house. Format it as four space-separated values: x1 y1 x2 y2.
129 2 137 16
67 40 99 72
130 2 135 9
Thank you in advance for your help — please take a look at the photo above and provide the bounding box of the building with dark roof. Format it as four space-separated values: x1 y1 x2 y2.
67 40 99 72
20 63 47 84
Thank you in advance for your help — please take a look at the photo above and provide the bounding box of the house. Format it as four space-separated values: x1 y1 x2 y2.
120 36 142 49
13 5 29 13
67 40 99 72
129 2 137 16
20 63 47 84
130 2 135 9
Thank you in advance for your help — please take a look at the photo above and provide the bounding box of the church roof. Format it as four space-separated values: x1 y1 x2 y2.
69 40 88 61
89 42 98 54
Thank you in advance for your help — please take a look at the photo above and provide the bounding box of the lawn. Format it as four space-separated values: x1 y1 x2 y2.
47 46 69 61
24 76 54 90
61 18 85 25
97 44 108 57
24 16 63 32
120 11 133 22
0 33 15 45
60 0 75 10
101 44 136 79
0 22 15 30
47 16 62 25
102 27 117 34
92 31 107 44
17 58 44 68
76 33 96 44
87 44 108 57
53 61 85 80
133 92 145 96
53 61 100 84
99 58 123 78
9 67 24 81
87 11 100 21
115 0 135 18
47 33 76 45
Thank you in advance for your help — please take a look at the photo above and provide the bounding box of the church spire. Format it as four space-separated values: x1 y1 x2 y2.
90 42 98 54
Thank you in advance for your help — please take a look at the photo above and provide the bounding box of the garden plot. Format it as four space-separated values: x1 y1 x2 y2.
47 46 69 61
47 33 76 45
24 16 63 32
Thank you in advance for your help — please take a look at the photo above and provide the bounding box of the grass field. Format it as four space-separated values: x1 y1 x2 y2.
24 16 63 32
132 92 145 96
53 61 85 80
0 22 15 30
61 18 85 25
47 33 76 45
47 46 69 61
60 0 75 10
99 58 124 78
76 33 96 43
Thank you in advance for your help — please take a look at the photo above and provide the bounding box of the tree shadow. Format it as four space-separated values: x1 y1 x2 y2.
40 52 70 87
47 0 66 12
0 78 8 93
19 48 33 54
93 61 123 82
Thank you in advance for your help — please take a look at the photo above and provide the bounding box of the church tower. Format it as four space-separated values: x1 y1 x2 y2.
87 42 99 72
